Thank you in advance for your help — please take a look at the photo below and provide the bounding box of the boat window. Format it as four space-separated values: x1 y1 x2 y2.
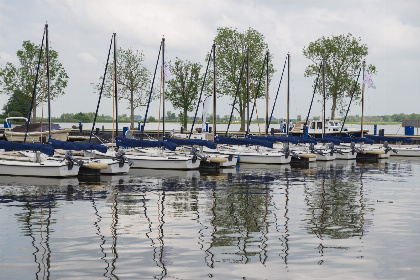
310 122 315 129
317 122 322 129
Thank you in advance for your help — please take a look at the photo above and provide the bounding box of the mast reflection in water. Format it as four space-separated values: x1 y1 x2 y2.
1 158 420 279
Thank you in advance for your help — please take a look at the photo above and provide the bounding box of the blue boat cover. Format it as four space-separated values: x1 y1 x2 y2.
314 137 341 145
49 138 108 153
215 136 273 148
163 137 217 149
248 135 301 145
291 137 319 144
116 137 177 151
0 140 54 156
365 135 412 144
324 136 374 145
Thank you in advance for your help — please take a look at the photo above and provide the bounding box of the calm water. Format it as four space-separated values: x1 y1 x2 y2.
1 157 419 279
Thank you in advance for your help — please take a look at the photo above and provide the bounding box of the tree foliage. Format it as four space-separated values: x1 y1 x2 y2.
2 90 32 118
166 57 203 129
213 27 274 131
0 40 69 122
97 47 153 129
303 33 377 119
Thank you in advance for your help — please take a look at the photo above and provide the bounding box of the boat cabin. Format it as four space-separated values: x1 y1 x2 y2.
291 119 367 137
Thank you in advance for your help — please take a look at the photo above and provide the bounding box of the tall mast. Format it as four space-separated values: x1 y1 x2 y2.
286 52 290 135
113 33 118 138
322 54 326 138
246 48 250 134
162 37 165 137
265 50 269 135
212 43 216 137
46 23 51 140
361 60 365 137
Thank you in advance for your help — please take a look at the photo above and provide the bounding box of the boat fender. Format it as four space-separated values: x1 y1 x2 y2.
208 157 227 163
300 153 316 159
83 162 109 169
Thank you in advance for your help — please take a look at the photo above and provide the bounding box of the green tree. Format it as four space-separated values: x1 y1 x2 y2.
166 58 202 129
2 90 32 118
74 112 93 123
303 33 377 119
166 110 176 121
147 116 156 122
213 27 274 131
97 47 153 129
0 40 69 122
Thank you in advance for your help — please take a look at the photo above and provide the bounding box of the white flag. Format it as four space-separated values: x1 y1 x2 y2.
202 96 212 132
163 61 174 81
364 70 376 89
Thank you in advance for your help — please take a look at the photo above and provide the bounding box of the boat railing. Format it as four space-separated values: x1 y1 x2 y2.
4 117 29 130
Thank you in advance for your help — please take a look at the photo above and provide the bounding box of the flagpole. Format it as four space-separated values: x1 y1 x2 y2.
361 60 365 138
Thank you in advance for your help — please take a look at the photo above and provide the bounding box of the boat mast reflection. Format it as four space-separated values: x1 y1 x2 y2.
110 186 119 280
18 190 54 280
155 191 168 279
90 191 111 279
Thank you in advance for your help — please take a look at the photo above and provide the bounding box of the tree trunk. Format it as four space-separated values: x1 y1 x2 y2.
240 110 245 132
330 94 337 120
130 91 134 129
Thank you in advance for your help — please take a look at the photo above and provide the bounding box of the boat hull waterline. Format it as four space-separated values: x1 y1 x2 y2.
0 160 79 177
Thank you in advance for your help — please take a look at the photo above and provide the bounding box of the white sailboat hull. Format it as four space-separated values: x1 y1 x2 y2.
98 158 131 174
316 153 336 161
0 159 79 177
126 154 200 170
335 150 357 160
390 147 420 157
4 129 71 143
237 152 291 164
219 155 238 167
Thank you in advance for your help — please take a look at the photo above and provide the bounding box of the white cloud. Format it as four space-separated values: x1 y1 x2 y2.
77 52 98 64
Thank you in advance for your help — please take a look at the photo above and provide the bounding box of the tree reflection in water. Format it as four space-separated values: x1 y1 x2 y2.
303 163 375 264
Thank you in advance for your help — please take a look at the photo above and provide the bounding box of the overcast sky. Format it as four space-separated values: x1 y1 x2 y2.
0 0 419 120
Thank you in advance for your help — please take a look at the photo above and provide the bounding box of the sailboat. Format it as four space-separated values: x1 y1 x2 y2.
167 44 237 168
245 52 315 165
76 32 132 175
4 25 71 144
0 140 79 177
107 37 201 170
0 24 80 177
